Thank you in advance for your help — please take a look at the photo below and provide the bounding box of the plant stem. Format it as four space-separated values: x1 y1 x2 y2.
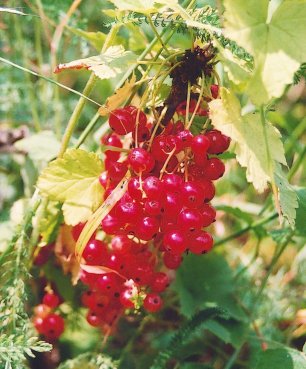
288 145 306 181
214 213 278 247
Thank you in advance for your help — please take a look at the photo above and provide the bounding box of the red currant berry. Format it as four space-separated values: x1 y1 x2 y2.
191 134 210 155
111 235 132 254
189 231 213 254
151 272 170 293
108 161 128 182
135 216 160 241
41 313 65 341
128 148 155 174
33 316 45 334
143 293 163 313
176 130 193 148
177 208 203 233
101 214 123 235
95 273 120 295
86 311 102 327
199 203 216 227
101 133 122 160
162 173 183 193
133 124 150 143
204 158 225 180
125 106 147 126
210 84 219 99
162 192 181 218
120 288 135 308
128 177 143 201
205 129 230 154
181 181 205 208
144 199 164 216
83 239 108 265
199 179 215 202
163 252 183 269
33 304 51 318
163 230 186 254
143 176 164 200
42 293 60 309
109 108 133 135
116 200 143 222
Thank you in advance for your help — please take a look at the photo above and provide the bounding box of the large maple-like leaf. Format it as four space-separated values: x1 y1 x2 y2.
37 149 104 226
209 88 286 192
55 45 136 80
223 0 306 104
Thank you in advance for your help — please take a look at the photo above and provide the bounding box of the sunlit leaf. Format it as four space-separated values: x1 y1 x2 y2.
55 45 136 80
223 0 306 104
37 149 103 226
209 88 286 192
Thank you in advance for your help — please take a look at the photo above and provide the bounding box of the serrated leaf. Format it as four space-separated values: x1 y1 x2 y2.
68 27 107 51
223 0 306 104
254 348 306 369
14 131 61 167
108 0 179 14
98 74 136 116
172 253 246 320
37 149 103 226
55 45 136 80
295 187 306 236
209 88 286 192
274 164 298 227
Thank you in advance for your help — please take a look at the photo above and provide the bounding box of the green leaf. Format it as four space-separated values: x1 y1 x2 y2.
214 205 253 224
274 164 298 227
172 252 245 320
209 88 286 192
254 348 306 369
39 201 62 244
223 0 306 104
14 131 61 167
107 0 179 14
37 149 103 226
68 27 107 51
295 187 306 236
55 45 136 80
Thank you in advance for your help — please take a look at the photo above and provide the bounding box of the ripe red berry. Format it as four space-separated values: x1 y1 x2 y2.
125 106 147 126
189 231 213 254
204 158 225 180
133 124 150 143
143 176 164 200
108 161 128 182
128 177 143 201
143 293 163 313
162 173 183 193
199 179 215 202
33 316 45 334
41 313 65 341
163 252 182 269
191 134 210 155
199 203 216 227
205 129 230 154
33 304 51 318
109 108 134 135
151 272 170 293
95 273 120 295
163 230 186 254
144 199 164 216
128 148 155 174
101 214 123 235
86 311 102 327
210 84 219 99
176 130 193 148
120 288 135 308
101 133 122 160
177 208 203 233
181 181 205 208
83 239 108 265
42 292 60 309
135 216 160 241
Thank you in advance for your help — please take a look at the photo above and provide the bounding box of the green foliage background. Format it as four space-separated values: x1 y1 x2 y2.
0 0 306 369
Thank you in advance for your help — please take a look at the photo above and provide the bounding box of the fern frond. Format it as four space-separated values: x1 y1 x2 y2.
150 307 229 369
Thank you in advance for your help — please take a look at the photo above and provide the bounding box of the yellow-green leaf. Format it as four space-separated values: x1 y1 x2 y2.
37 149 103 226
209 88 286 192
67 27 107 51
98 74 136 116
55 45 136 80
223 0 306 104
107 0 178 14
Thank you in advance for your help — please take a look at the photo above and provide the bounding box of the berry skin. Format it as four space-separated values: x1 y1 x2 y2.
177 209 203 233
42 293 60 309
204 158 225 180
163 252 182 269
34 304 51 318
128 148 155 174
144 199 164 217
109 108 134 135
41 313 65 341
83 239 108 265
163 230 186 254
120 288 135 308
189 231 213 254
143 176 164 200
176 130 193 148
125 106 147 126
95 273 120 295
151 272 170 293
199 203 216 227
143 293 163 313
199 179 215 203
151 135 182 161
162 173 183 193
133 124 150 143
101 133 122 160
191 134 210 156
210 84 219 99
116 200 143 222
86 311 102 327
101 214 123 235
205 129 230 154
33 316 45 334
135 216 160 241
108 161 128 182
111 235 132 254
181 181 205 208
128 177 143 201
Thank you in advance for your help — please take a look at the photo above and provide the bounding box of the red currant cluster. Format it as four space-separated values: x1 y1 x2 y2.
76 84 230 332
33 291 65 341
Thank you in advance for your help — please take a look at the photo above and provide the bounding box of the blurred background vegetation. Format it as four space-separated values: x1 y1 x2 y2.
0 1 305 368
